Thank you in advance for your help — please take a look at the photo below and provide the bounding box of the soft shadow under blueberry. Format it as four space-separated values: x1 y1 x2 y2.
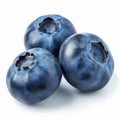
30 86 74 109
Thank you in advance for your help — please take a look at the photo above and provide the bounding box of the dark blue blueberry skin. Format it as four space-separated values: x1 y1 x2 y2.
24 14 76 58
59 33 114 92
6 48 62 104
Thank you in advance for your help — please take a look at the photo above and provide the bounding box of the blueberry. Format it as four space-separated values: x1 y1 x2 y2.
59 33 114 92
6 48 62 104
24 14 76 58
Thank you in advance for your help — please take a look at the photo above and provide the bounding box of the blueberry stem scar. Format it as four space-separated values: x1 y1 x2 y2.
38 18 58 34
91 42 108 62
16 52 35 71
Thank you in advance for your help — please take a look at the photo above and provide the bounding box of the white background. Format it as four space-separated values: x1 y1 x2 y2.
0 0 120 120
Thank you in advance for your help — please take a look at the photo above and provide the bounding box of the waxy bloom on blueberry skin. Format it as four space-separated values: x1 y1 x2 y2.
6 48 62 104
24 14 76 58
59 33 114 92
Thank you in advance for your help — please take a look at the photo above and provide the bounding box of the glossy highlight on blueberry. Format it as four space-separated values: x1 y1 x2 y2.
24 14 76 58
59 33 114 92
6 48 62 104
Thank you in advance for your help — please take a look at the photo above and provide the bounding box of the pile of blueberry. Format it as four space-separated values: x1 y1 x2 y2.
6 14 114 104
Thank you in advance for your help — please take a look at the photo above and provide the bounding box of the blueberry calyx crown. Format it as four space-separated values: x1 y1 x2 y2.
38 18 58 34
91 42 108 63
15 52 35 71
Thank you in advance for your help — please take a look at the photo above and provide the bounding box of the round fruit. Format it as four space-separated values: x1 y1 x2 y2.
59 33 114 92
6 48 62 104
24 14 76 58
